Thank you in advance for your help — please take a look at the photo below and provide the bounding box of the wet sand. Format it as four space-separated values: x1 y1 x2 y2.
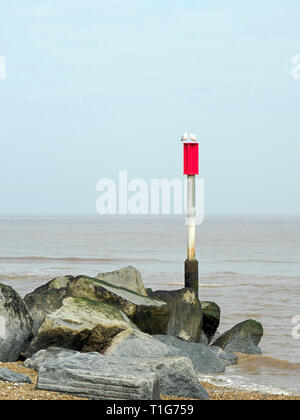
0 362 299 401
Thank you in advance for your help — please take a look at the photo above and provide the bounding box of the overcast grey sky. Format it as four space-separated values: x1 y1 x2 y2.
0 0 299 215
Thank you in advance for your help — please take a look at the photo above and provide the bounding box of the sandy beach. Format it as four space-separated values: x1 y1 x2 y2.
0 362 299 401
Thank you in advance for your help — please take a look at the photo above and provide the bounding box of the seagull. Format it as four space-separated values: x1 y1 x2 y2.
181 132 189 142
190 134 197 142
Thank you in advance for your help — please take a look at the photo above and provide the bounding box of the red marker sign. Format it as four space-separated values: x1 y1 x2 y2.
183 143 199 176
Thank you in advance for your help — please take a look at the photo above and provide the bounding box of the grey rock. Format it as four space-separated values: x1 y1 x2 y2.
24 276 74 335
106 329 225 374
104 328 180 358
0 366 32 384
25 297 136 358
209 346 238 367
201 301 221 343
0 283 33 362
24 347 79 372
137 357 209 400
148 288 202 342
212 319 263 355
96 266 147 296
154 335 225 374
37 352 160 400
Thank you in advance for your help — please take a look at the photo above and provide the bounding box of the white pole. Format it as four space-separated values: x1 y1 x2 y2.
187 175 196 260
185 174 198 294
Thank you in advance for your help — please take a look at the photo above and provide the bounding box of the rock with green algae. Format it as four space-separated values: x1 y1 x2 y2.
212 319 264 355
67 276 170 335
24 296 136 358
24 271 170 336
0 283 33 362
201 301 221 343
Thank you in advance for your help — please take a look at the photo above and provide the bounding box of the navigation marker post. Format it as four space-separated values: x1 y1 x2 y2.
183 139 199 296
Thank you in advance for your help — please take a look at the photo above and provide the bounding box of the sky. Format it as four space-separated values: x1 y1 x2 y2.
0 0 299 216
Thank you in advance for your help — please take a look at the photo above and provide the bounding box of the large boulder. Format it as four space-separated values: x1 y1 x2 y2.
137 357 209 400
24 297 136 357
96 266 147 296
201 301 221 343
24 276 74 335
212 319 263 355
37 352 160 400
148 288 202 342
0 367 32 384
24 347 79 372
29 343 209 400
25 273 170 336
105 329 225 374
67 276 170 335
104 328 179 358
0 284 33 362
155 335 226 374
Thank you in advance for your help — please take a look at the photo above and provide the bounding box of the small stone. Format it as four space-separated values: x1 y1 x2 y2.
0 367 32 384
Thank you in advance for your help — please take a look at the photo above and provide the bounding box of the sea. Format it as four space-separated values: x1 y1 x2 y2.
0 215 299 395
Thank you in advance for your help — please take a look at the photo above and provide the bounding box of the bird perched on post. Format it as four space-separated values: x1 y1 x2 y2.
190 134 197 142
181 133 189 141
181 132 189 142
